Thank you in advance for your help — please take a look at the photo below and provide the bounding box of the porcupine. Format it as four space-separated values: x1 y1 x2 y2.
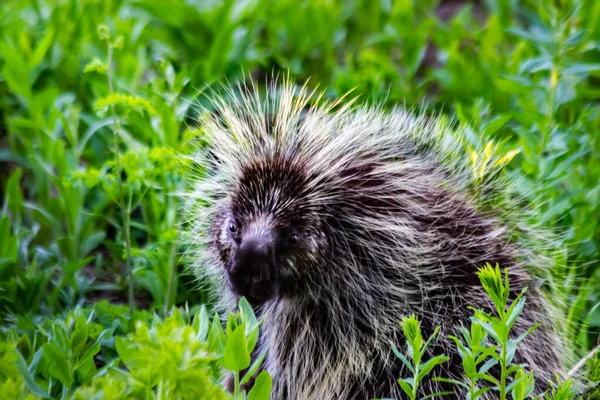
186 81 566 399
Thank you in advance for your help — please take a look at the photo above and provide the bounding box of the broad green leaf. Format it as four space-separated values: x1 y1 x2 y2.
397 378 414 398
483 114 513 136
239 297 259 334
247 370 272 400
247 326 260 355
221 325 251 371
15 352 51 399
70 316 89 355
208 313 226 355
42 342 74 387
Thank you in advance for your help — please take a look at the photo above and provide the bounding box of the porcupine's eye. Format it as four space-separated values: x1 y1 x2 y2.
227 219 240 242
282 226 303 248
288 233 299 245
228 221 237 233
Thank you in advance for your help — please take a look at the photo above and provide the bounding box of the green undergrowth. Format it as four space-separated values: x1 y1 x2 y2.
0 298 270 399
0 265 585 399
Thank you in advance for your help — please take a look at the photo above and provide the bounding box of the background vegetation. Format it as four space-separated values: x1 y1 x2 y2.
0 0 599 398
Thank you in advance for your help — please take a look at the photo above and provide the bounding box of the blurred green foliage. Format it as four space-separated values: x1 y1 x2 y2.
0 0 599 398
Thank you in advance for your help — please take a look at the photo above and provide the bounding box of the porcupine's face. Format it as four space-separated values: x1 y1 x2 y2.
210 155 327 306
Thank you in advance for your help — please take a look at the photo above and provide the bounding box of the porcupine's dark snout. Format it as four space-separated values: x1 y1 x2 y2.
229 235 277 304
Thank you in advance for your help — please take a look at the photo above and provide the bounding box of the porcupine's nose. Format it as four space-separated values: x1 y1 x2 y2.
229 235 276 303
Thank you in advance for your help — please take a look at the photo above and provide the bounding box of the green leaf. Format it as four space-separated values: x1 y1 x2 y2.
5 169 24 217
506 27 553 43
248 370 272 400
432 377 469 389
476 264 506 316
491 318 508 342
246 323 260 354
81 231 107 257
564 63 600 75
478 357 498 375
195 306 210 342
397 378 414 398
239 296 259 334
391 342 414 373
226 312 238 336
505 373 526 395
241 351 267 385
115 336 133 365
208 313 226 355
417 355 449 382
511 323 540 347
221 325 251 372
472 373 499 385
30 26 55 69
421 326 441 357
420 391 456 399
471 317 499 342
15 352 51 399
69 316 89 355
505 291 526 325
42 342 74 387
76 329 112 371
472 387 492 398
483 114 513 136
519 57 552 74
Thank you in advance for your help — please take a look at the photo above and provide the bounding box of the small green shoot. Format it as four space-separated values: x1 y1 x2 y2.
471 263 540 400
392 314 452 400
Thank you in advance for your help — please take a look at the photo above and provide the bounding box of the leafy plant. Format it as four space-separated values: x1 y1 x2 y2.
0 341 37 400
392 315 451 399
471 264 539 400
1 298 270 399
446 323 497 399
113 307 227 399
392 264 580 400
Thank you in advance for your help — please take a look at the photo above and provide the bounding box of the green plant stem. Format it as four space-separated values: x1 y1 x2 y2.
234 371 240 398
164 242 176 316
500 341 507 400
107 45 135 316
412 363 419 400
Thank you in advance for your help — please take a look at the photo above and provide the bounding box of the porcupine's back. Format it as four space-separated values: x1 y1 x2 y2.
186 81 567 399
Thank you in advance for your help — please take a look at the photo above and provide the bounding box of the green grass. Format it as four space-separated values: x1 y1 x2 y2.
0 0 599 398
